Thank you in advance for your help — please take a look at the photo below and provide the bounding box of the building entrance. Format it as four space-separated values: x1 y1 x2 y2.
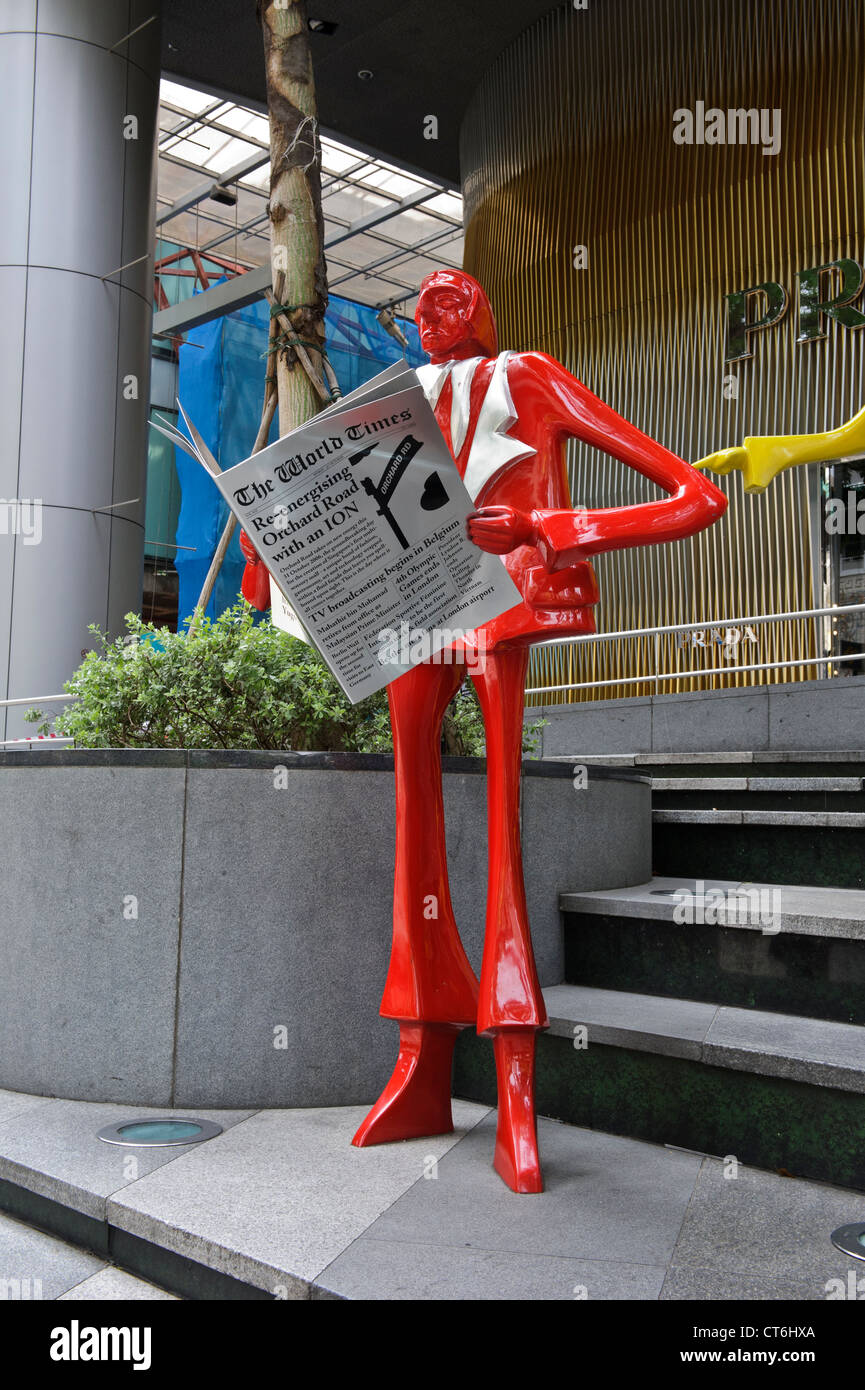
823 461 865 678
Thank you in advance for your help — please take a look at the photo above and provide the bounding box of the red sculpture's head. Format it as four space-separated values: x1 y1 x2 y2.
415 269 498 363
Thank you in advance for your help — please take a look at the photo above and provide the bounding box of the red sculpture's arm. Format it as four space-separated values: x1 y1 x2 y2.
524 353 727 570
239 529 271 611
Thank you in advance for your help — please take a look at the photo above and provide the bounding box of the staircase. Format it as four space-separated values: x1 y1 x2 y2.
649 750 865 891
454 750 865 1192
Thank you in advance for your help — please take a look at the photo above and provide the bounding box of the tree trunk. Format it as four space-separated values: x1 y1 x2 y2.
258 0 328 436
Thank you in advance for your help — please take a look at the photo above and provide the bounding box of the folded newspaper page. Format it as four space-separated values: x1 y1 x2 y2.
210 367 522 702
267 363 416 642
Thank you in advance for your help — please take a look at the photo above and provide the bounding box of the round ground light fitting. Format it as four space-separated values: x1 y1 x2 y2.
830 1223 865 1261
97 1118 224 1148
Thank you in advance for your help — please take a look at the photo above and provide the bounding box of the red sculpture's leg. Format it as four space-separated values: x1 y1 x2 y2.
352 659 480 1148
492 1031 541 1194
470 643 547 1193
351 1022 464 1146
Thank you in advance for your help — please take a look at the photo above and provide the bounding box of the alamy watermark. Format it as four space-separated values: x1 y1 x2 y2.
0 499 42 545
673 880 778 933
825 493 865 535
50 1322 151 1370
377 621 487 673
0 1276 43 1299
826 1271 865 1300
673 103 781 157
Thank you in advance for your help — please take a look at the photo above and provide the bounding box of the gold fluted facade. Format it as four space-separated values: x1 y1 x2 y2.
461 0 865 704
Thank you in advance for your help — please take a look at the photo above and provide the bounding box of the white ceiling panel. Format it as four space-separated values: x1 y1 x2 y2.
154 79 463 311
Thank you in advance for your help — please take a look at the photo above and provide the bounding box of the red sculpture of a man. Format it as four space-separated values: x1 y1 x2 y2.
242 269 727 1192
353 270 727 1193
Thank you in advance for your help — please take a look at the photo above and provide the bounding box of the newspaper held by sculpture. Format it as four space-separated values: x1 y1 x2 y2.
208 366 521 701
267 576 307 643
266 364 410 645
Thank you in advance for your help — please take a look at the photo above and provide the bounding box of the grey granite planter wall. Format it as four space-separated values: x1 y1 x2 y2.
0 750 650 1108
532 674 865 756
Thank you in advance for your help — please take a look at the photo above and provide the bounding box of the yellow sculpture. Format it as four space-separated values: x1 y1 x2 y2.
693 403 865 494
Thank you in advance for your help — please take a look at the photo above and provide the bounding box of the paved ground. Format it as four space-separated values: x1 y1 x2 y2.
0 1088 861 1300
0 1210 176 1299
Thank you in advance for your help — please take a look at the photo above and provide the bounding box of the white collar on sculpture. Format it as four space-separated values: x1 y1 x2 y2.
416 351 536 502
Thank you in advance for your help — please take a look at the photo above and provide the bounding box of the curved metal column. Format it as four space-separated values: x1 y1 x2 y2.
0 1 161 737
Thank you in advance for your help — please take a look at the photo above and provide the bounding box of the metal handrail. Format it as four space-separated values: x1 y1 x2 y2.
3 605 864 715
0 693 78 748
0 693 78 708
526 651 865 697
0 737 74 747
533 601 865 649
527 602 865 697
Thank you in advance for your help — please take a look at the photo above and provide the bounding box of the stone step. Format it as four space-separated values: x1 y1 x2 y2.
542 983 865 1091
653 784 865 813
0 1088 486 1299
558 750 865 765
0 1209 177 1300
653 795 862 811
549 751 865 779
651 777 863 792
453 984 865 1191
653 808 865 826
651 808 865 890
561 876 865 935
2 1087 860 1301
559 876 865 1023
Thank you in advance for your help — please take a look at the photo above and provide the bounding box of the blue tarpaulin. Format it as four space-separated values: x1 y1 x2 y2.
174 292 425 629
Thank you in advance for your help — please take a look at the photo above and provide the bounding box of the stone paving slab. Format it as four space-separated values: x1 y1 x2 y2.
57 1266 178 1300
317 1237 666 1301
660 1265 837 1300
351 1114 703 1266
664 1158 857 1297
106 1102 490 1297
0 1098 256 1219
0 1210 104 1299
0 1208 178 1300
0 1092 861 1300
0 1087 55 1127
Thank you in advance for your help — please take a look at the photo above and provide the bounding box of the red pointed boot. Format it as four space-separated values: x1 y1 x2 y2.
491 1030 543 1193
352 1022 464 1147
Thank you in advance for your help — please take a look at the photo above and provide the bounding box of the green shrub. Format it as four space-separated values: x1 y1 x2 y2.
25 601 545 756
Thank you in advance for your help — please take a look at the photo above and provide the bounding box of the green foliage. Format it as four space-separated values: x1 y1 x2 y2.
24 601 545 756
